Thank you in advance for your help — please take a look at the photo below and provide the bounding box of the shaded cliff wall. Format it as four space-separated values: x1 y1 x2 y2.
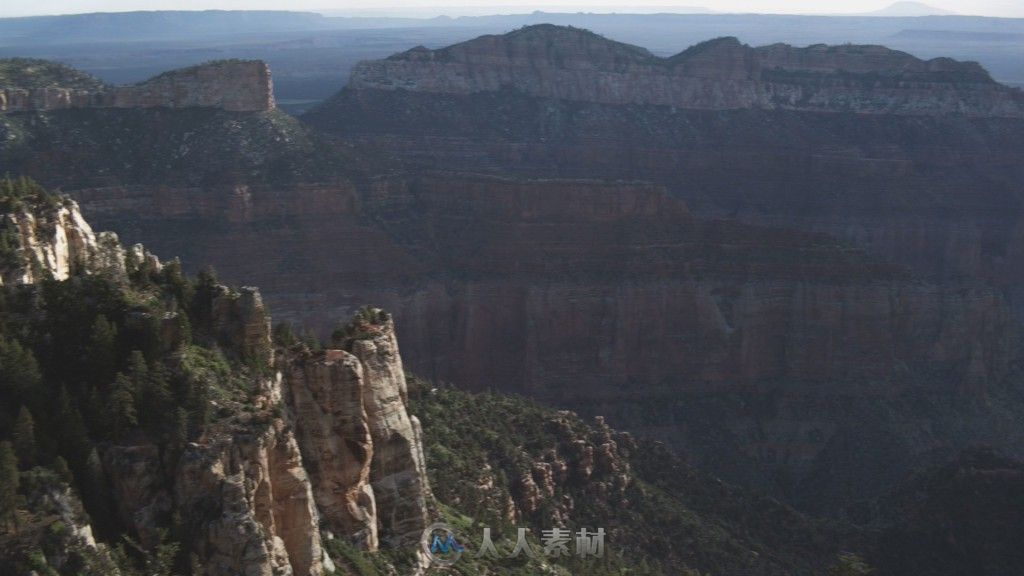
66 176 1024 511
308 88 1024 318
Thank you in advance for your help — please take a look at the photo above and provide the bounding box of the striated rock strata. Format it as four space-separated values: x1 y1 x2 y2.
348 25 1024 117
6 28 1024 515
62 174 1024 512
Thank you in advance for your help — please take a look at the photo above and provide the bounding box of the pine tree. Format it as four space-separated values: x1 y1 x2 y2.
176 312 192 349
0 441 19 532
273 322 297 347
87 315 119 387
172 407 189 445
56 386 90 466
161 258 194 311
12 406 36 469
191 264 220 328
128 350 148 392
85 385 110 440
140 362 173 433
81 447 111 535
0 335 41 397
110 373 138 439
53 455 74 485
186 377 211 438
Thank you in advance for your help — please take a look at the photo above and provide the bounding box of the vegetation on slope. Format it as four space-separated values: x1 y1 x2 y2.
0 58 106 91
406 378 865 576
0 107 356 189
0 180 270 575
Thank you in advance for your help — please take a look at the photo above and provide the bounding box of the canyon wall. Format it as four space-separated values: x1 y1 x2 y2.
0 60 275 113
64 175 1024 511
349 26 1024 117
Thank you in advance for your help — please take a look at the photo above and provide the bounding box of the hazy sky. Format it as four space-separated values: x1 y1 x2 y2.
2 0 1023 19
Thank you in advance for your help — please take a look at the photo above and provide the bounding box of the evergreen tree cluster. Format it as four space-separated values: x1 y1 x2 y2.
0 179 257 573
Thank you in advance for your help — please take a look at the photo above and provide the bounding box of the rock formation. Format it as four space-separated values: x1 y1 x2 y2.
347 317 431 548
95 301 433 575
58 172 1024 512
0 187 433 575
348 25 1024 117
286 350 379 549
0 192 139 286
0 59 275 113
285 312 431 554
103 416 327 576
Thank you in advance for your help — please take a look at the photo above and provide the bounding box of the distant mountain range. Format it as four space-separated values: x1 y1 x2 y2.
865 1 955 17
0 8 1021 115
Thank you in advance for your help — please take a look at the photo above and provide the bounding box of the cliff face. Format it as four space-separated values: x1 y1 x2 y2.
348 26 1024 117
0 59 275 113
286 350 378 549
0 199 99 285
103 417 327 576
284 316 431 554
97 308 433 575
87 277 334 576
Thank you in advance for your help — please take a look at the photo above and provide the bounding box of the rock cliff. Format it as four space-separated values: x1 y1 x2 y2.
347 25 1024 117
94 300 432 574
284 313 431 554
0 182 139 286
102 416 327 576
0 183 433 575
0 59 274 113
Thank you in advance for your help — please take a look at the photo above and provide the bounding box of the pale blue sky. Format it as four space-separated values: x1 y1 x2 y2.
2 0 1023 19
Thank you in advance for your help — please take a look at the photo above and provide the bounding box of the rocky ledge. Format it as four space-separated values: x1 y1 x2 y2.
0 59 275 113
349 24 1024 117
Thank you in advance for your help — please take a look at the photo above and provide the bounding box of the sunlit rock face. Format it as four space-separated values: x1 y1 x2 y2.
348 26 1024 117
284 315 431 552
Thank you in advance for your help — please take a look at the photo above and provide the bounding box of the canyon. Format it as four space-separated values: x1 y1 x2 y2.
3 25 1024 513
0 180 892 576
